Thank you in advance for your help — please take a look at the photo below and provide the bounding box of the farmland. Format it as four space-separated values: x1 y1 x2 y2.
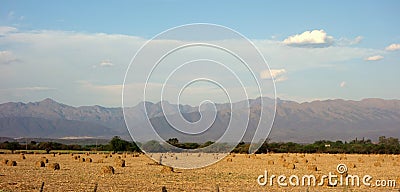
0 152 399 191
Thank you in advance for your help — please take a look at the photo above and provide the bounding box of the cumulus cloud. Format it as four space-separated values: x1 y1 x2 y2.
260 69 287 82
385 43 400 51
365 55 383 61
283 29 334 48
0 50 19 65
340 81 346 88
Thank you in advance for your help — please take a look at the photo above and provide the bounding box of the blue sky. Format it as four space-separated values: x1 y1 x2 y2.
0 1 399 106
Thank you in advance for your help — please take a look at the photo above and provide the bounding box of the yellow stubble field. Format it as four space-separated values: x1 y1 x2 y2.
0 153 399 191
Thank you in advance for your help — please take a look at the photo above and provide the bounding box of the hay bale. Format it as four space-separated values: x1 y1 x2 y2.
249 154 257 159
73 156 78 160
292 158 299 163
161 166 174 173
286 163 295 169
97 159 104 163
2 159 9 165
348 162 356 168
267 160 274 165
20 155 26 160
115 159 125 167
102 166 114 174
132 154 139 157
301 159 308 164
36 161 45 167
79 158 86 162
41 157 48 163
71 153 74 156
226 158 233 162
7 160 17 166
86 158 92 163
307 165 318 171
48 163 60 170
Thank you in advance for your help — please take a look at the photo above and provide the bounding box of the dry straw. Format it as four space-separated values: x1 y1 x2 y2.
41 157 48 163
48 163 60 170
161 166 174 173
115 159 125 167
7 160 17 166
36 161 45 167
307 164 318 171
102 166 114 174
2 159 9 165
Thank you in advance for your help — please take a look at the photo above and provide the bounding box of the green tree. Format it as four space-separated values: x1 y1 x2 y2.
167 138 179 145
5 142 20 154
38 142 54 154
110 136 128 153
141 140 165 152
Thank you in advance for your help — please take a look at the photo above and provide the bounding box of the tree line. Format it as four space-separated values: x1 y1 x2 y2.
1 136 399 154
255 136 400 154
0 136 140 154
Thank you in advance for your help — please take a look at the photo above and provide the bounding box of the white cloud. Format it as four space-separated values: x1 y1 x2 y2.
351 36 363 45
365 55 383 61
16 87 55 91
0 86 55 93
0 27 389 106
98 59 114 67
0 26 17 35
283 29 334 48
260 69 287 82
340 81 346 88
385 43 400 51
0 50 18 65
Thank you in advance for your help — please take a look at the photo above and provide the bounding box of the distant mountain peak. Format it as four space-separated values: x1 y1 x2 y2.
38 98 59 104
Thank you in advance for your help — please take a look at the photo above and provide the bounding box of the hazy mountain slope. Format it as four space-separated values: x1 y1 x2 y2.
0 98 399 143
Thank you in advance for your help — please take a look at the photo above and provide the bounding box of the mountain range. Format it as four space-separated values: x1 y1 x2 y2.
0 98 399 143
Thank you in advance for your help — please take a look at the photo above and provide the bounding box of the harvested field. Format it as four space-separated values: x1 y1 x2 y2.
0 153 399 191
